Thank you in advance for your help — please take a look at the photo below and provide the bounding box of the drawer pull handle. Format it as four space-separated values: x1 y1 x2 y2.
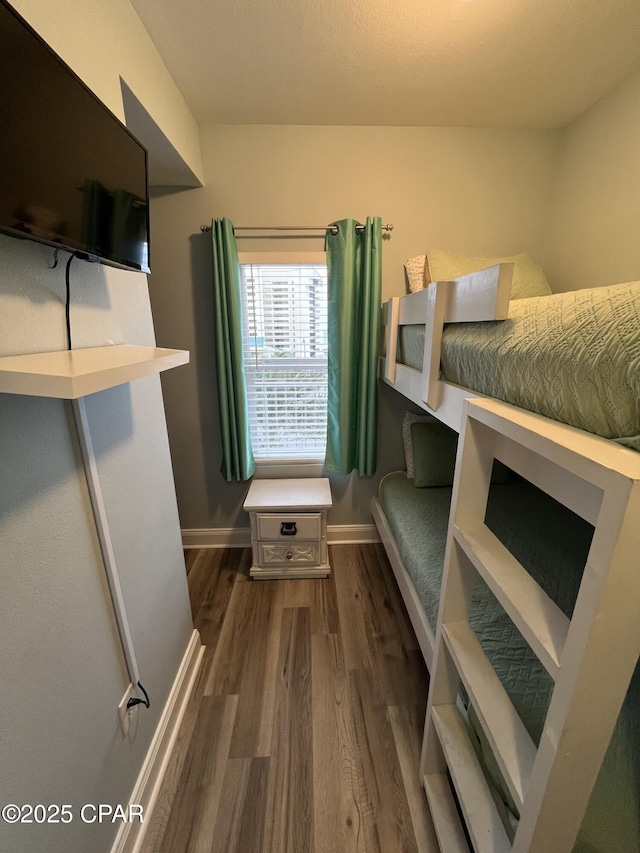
286 550 293 560
280 522 297 536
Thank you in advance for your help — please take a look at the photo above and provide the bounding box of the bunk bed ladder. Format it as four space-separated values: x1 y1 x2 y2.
420 397 640 853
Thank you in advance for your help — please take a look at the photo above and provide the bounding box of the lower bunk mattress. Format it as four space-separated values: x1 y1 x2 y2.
396 280 640 450
379 471 640 851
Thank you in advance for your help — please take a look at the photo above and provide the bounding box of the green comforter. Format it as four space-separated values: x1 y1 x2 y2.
397 281 640 449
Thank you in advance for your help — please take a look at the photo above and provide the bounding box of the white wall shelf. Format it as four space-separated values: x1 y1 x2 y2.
0 344 189 399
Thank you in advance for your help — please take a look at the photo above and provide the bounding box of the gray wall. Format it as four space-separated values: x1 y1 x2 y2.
0 2 201 848
147 124 559 531
0 236 194 853
543 67 640 291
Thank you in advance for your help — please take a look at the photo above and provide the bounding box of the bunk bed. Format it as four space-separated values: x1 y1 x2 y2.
372 259 640 852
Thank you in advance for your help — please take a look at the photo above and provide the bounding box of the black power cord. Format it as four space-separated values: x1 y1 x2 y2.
58 249 153 715
126 681 151 711
65 252 77 350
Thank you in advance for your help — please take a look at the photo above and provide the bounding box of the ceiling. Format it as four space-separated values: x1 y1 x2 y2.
130 0 640 128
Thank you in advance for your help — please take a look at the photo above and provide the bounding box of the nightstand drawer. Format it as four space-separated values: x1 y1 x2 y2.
258 541 321 566
256 512 321 541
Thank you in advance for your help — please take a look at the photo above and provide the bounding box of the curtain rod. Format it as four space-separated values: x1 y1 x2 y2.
200 223 393 236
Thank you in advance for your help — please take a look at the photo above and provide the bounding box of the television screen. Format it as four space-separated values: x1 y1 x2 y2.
0 0 150 273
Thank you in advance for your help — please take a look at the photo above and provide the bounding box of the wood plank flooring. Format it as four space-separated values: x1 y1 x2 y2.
141 544 440 853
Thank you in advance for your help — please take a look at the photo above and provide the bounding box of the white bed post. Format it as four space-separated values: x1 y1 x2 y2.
420 280 450 411
383 296 400 383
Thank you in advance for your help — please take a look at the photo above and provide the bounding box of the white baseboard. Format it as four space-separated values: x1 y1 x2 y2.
110 629 204 853
182 524 380 549
182 527 251 549
328 524 380 544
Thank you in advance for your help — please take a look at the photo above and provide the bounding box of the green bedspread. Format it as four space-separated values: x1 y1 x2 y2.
397 281 640 450
379 471 640 851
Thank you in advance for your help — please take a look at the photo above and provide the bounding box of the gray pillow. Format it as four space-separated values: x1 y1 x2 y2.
411 420 510 487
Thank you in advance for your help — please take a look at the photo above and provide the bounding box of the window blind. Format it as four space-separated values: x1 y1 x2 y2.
240 262 328 461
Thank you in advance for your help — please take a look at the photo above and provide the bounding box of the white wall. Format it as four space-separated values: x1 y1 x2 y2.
543 67 640 291
0 3 199 852
148 124 559 531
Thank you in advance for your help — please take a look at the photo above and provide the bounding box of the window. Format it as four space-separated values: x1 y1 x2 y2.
239 253 328 464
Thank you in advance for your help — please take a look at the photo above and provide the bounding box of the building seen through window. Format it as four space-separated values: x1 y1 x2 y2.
240 259 328 462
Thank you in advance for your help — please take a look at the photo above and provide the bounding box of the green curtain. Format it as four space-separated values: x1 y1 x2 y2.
324 217 382 476
211 218 255 482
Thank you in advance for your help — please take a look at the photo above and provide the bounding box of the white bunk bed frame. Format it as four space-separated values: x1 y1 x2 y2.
374 263 516 670
373 266 640 853
381 262 513 430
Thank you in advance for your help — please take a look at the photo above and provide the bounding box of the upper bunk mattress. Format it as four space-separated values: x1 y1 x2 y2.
397 281 640 449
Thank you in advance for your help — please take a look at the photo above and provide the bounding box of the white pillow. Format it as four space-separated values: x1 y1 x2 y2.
404 255 426 293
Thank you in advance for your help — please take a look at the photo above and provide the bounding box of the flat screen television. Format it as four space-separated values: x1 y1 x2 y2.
0 0 150 273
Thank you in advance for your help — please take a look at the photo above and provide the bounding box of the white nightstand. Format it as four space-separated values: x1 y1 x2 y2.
243 478 332 579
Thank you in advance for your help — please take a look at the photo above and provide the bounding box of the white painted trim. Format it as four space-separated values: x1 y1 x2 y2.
73 397 141 687
181 524 379 549
182 527 252 549
328 523 379 544
110 630 204 853
254 461 324 479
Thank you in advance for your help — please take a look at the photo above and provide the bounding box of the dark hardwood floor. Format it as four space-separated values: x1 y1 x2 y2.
141 544 439 853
